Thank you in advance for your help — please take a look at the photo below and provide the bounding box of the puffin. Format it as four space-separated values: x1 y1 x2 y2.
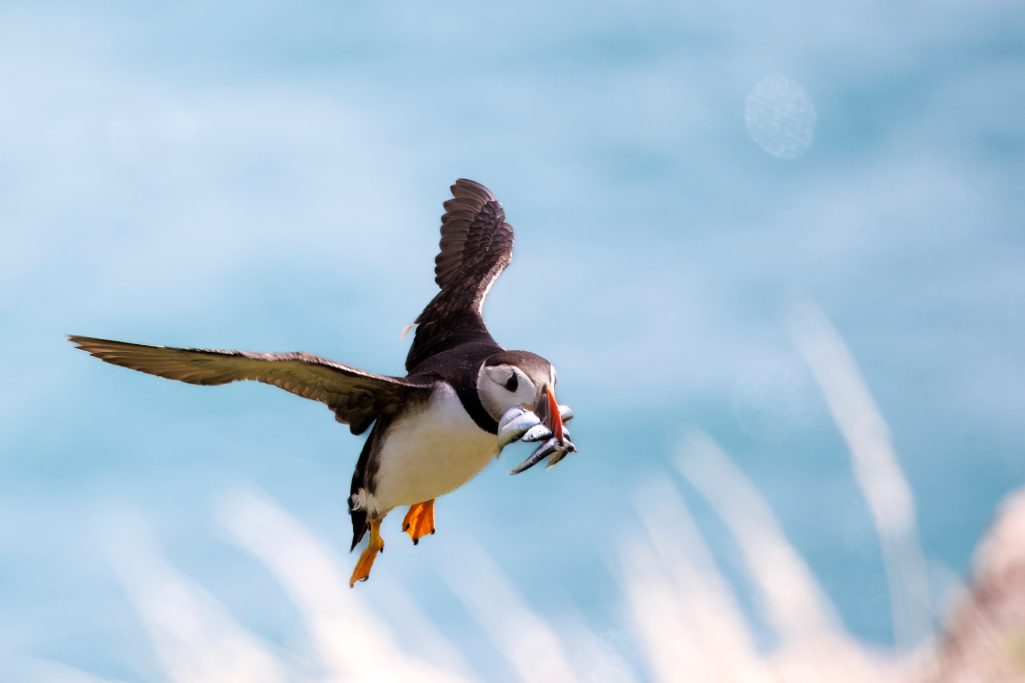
69 178 576 586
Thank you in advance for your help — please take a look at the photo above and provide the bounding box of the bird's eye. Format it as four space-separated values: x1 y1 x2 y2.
504 374 518 392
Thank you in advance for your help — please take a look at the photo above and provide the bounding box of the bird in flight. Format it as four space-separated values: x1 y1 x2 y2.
69 178 576 586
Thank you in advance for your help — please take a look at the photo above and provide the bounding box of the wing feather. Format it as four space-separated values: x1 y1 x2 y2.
427 178 514 312
69 335 431 434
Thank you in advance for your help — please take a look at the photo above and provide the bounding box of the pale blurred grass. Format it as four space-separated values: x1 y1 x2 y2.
21 306 1024 682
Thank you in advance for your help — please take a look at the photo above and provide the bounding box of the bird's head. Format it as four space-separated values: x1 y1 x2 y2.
477 350 563 440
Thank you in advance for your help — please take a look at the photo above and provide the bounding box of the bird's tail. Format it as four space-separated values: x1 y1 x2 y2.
348 417 390 550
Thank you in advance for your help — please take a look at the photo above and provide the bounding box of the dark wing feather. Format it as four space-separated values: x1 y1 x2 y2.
431 178 514 306
406 179 514 370
69 335 431 434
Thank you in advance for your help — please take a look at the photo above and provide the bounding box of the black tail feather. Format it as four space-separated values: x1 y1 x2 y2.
348 417 388 551
349 507 368 551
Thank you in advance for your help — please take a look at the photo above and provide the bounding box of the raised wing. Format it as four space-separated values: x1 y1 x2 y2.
69 335 431 434
432 178 514 302
406 179 514 370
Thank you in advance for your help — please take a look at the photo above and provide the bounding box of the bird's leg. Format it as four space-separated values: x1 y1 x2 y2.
349 520 384 587
402 499 436 545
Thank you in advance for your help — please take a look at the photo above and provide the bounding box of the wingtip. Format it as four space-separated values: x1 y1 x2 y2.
67 334 108 353
451 178 496 203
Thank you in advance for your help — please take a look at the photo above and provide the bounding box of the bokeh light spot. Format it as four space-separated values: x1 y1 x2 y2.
745 74 817 159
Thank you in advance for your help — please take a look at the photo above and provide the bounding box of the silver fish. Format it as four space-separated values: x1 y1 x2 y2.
497 406 543 449
509 435 577 475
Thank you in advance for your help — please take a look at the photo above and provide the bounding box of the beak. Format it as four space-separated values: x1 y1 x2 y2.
537 385 564 442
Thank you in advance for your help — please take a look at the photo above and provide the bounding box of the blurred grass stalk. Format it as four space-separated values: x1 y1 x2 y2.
790 302 933 652
26 304 1025 682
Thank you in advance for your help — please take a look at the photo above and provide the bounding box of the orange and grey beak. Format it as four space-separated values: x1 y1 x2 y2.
537 385 564 442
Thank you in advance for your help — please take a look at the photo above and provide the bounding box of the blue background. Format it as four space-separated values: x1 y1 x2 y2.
2 1 1023 679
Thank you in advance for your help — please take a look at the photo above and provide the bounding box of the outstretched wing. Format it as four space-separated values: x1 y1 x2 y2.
69 335 431 434
406 179 514 370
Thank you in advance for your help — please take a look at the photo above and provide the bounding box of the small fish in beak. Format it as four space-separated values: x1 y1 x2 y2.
508 435 576 475
508 385 576 475
495 387 577 474
497 407 545 449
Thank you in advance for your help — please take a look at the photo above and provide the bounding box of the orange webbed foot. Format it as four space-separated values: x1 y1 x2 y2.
349 520 384 587
402 499 435 545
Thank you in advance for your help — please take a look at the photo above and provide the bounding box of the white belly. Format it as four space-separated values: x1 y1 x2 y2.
368 383 497 516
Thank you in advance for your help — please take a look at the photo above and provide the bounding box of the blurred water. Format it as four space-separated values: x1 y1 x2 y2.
2 0 1024 679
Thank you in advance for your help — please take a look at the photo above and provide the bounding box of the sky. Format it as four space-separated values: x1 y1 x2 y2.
2 0 1024 680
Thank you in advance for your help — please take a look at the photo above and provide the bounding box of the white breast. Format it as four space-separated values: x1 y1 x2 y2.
365 382 497 517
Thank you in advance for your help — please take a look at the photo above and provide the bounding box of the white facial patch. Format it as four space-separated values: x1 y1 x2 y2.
478 364 537 422
484 364 515 388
